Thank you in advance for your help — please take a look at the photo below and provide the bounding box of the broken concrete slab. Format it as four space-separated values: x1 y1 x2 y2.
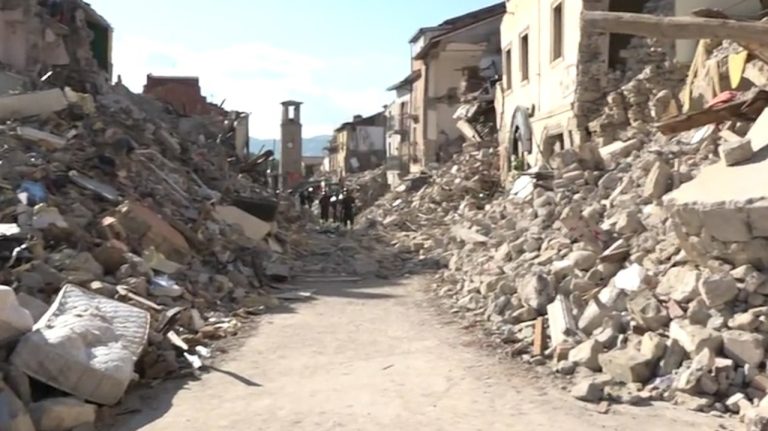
214 205 271 242
0 89 68 120
546 295 578 348
571 380 604 402
15 127 68 149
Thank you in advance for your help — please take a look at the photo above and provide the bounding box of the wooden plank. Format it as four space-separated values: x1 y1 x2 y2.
533 316 546 356
581 11 768 46
655 90 768 135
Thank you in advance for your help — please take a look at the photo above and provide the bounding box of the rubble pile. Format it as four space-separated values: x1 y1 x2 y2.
360 147 500 267
362 51 768 423
342 166 388 212
0 1 307 427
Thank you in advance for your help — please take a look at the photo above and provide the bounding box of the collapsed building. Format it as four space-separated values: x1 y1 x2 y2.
384 3 505 180
496 0 762 182
0 1 311 428
359 0 768 428
326 111 386 180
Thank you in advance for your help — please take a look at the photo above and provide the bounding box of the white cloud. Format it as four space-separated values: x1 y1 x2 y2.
111 35 389 138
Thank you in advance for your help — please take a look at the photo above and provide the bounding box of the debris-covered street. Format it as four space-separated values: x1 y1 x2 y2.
8 0 768 430
109 276 733 431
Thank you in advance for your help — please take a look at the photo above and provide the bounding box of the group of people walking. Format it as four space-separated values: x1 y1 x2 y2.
298 187 356 228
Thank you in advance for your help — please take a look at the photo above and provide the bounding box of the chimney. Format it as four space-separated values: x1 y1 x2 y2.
353 114 363 122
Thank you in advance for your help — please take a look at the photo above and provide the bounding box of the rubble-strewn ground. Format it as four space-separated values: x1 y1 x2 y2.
108 276 734 431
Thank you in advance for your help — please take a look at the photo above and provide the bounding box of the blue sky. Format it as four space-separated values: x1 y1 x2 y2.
87 0 498 138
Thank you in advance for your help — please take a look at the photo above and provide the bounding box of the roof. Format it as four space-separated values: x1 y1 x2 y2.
281 100 303 106
146 74 200 82
386 70 422 91
413 4 505 60
334 111 385 132
408 2 505 43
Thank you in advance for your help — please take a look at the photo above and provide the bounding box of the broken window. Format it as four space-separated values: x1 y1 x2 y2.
552 2 563 62
608 0 649 69
504 47 513 90
520 32 530 82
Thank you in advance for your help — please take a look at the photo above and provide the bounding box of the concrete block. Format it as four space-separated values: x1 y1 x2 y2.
0 89 68 120
546 295 577 348
599 139 642 164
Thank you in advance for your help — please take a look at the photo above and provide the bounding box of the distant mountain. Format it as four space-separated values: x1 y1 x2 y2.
248 135 332 158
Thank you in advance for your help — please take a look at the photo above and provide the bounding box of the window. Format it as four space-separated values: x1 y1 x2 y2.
520 32 529 82
503 47 513 90
552 2 563 62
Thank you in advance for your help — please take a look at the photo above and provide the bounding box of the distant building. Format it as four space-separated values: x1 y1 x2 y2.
326 112 386 179
143 75 225 117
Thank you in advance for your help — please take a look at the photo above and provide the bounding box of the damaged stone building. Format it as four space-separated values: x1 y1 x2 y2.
384 74 415 189
392 3 504 174
497 0 762 176
0 0 112 83
326 111 386 179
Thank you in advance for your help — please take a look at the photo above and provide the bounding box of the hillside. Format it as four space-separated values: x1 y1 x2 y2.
249 135 331 157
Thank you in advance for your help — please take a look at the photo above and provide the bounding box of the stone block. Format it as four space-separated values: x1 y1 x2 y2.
598 348 654 384
698 273 739 307
656 266 701 303
628 289 669 331
720 137 754 166
571 380 604 402
723 330 766 368
669 319 723 355
568 339 603 372
29 398 96 431
643 160 672 200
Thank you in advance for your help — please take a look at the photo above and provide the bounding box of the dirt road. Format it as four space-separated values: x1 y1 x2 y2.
111 278 734 431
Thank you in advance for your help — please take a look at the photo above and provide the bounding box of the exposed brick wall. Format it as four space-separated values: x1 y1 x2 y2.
143 75 211 116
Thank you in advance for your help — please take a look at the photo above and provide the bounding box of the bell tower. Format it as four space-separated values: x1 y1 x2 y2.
280 100 303 189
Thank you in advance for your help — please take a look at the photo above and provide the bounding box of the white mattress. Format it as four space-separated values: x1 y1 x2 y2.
10 284 150 405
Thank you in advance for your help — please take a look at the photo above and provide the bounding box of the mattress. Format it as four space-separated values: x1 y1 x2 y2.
10 284 150 405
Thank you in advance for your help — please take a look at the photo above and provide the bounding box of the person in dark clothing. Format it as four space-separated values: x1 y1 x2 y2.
330 193 339 223
341 189 356 228
319 192 331 222
306 188 315 210
298 190 307 210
